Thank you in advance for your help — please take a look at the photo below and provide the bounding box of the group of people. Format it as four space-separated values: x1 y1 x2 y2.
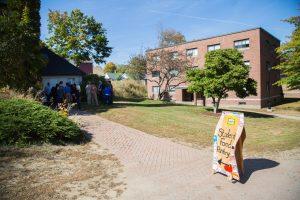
85 80 113 106
43 81 81 109
42 79 114 110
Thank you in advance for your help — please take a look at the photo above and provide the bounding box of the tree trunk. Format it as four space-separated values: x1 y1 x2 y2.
213 97 221 114
193 92 197 106
212 98 216 113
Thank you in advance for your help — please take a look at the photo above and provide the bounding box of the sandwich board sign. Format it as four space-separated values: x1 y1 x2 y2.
212 111 246 181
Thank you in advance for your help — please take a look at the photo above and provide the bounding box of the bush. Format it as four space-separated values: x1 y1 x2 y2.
0 98 83 146
112 80 147 99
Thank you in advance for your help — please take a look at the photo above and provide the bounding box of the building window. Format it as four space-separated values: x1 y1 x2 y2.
172 51 178 59
152 86 160 94
234 39 249 49
153 56 160 61
186 48 198 57
169 85 176 93
207 44 220 51
244 60 250 67
170 69 179 77
152 71 160 77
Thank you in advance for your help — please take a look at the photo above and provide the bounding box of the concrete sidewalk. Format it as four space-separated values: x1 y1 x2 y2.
72 112 300 200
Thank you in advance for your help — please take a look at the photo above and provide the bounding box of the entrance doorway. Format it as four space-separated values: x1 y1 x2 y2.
182 89 194 101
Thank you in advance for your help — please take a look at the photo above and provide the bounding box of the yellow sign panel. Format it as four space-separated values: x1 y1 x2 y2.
212 111 246 181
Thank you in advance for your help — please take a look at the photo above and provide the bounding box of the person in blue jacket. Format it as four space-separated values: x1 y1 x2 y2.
103 80 113 105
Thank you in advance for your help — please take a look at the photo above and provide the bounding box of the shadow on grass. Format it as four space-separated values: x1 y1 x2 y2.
78 100 184 114
114 97 147 102
240 158 279 184
273 98 300 107
78 99 277 119
204 107 275 118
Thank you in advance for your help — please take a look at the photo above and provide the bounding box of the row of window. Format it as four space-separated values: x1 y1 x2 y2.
180 39 250 58
152 85 176 94
151 60 250 78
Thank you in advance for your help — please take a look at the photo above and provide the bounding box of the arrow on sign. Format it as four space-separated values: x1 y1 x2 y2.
218 158 227 165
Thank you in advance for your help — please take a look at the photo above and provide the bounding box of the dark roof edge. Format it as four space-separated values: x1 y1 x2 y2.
147 27 280 52
259 27 281 43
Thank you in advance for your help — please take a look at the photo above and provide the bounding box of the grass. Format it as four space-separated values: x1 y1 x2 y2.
0 143 125 200
231 98 300 116
83 99 300 154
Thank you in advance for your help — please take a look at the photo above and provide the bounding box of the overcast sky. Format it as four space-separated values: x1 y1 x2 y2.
40 0 299 66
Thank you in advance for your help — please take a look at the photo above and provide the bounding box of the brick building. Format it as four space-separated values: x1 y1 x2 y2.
146 27 283 108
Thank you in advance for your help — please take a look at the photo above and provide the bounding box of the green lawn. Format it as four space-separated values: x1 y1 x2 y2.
233 98 300 117
83 100 300 154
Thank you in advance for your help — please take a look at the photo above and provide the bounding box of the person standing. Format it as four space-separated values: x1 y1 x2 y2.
103 83 112 105
91 84 99 106
98 80 103 102
107 80 114 104
44 82 51 102
85 82 92 105
57 81 65 104
64 82 72 103
50 84 58 108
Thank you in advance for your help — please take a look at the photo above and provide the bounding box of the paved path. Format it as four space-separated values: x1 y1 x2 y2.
71 112 300 200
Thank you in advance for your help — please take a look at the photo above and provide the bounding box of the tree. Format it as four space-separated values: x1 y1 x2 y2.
46 9 112 66
116 64 128 74
103 62 117 73
274 16 300 90
0 0 45 91
127 53 147 80
187 49 257 113
147 49 191 100
158 28 186 47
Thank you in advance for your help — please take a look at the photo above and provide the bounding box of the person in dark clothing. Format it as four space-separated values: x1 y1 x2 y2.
103 80 114 105
71 83 77 103
44 82 51 102
50 84 59 108
103 85 111 105
57 81 64 104
98 81 103 102
107 80 114 104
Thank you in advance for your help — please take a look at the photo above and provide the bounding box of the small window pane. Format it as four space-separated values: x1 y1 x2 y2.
244 61 250 66
152 86 159 94
152 71 160 77
234 39 249 49
169 85 176 92
207 44 220 51
172 52 178 59
186 48 198 57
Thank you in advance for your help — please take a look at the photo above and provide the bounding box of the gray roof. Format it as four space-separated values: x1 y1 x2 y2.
41 48 85 76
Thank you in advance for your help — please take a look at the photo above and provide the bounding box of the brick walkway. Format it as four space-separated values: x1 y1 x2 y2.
72 112 300 200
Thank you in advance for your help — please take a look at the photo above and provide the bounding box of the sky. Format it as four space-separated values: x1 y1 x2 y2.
40 0 299 66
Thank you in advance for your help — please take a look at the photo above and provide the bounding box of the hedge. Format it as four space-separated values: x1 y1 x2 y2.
0 98 83 145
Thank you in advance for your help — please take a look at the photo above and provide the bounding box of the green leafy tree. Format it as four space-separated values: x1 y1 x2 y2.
116 64 128 74
103 62 117 73
187 49 257 113
46 9 112 66
274 16 300 89
0 0 45 91
158 28 186 47
127 53 147 80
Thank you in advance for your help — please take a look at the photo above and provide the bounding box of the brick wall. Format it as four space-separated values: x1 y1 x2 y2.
146 28 282 108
